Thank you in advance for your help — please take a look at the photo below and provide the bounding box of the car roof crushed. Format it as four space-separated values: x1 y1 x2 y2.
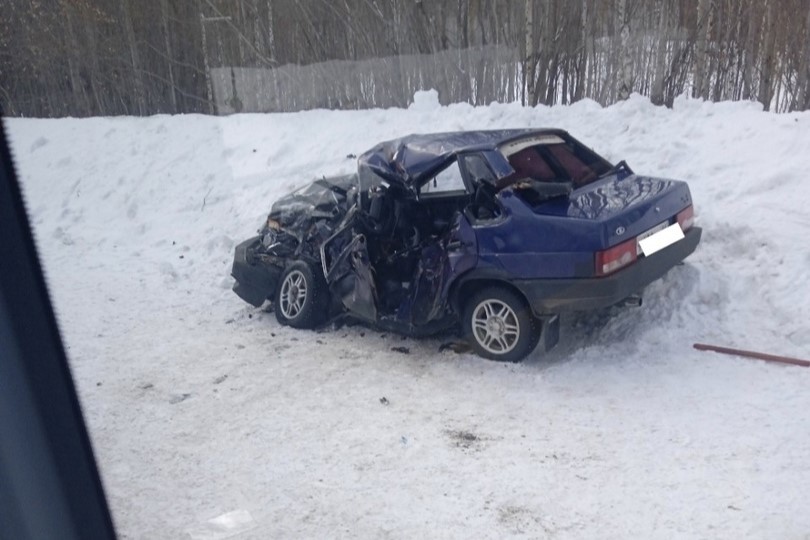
357 128 566 188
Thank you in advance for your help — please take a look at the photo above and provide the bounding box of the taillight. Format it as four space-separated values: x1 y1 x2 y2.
677 205 694 231
595 238 638 276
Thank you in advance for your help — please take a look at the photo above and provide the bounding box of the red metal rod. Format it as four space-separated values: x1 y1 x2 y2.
693 343 810 368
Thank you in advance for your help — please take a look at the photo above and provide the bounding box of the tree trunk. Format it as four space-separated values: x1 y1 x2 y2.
693 0 713 99
650 2 669 106
267 0 276 62
198 7 215 114
160 0 178 113
702 0 717 100
235 0 247 65
532 0 549 105
120 0 146 115
742 0 759 100
794 6 810 110
63 5 90 116
616 0 632 100
757 0 775 110
574 0 588 102
83 21 104 115
730 0 746 101
523 0 535 106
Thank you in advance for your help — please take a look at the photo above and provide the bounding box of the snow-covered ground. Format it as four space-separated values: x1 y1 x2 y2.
7 92 810 539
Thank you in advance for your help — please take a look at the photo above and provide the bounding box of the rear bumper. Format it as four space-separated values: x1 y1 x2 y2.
514 227 702 313
231 236 280 307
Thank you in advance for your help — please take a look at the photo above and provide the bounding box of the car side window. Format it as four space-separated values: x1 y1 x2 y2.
422 160 466 194
462 154 496 185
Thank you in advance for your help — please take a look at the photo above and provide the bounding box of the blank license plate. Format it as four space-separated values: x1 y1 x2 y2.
638 223 685 256
636 221 667 255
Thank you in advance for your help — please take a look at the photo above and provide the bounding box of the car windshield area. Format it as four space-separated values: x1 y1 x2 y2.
420 159 467 195
497 136 613 190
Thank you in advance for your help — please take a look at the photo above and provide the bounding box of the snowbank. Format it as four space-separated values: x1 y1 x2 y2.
6 95 810 538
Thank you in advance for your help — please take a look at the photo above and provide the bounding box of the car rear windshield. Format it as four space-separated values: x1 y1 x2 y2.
498 140 612 190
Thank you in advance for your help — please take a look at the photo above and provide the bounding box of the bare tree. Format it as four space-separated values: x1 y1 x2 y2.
523 0 535 105
616 0 632 100
792 4 810 110
650 1 669 105
693 0 715 99
119 0 146 115
3 0 810 117
758 0 776 110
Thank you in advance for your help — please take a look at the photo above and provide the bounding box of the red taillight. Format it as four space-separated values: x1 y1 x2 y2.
595 238 638 276
677 205 694 231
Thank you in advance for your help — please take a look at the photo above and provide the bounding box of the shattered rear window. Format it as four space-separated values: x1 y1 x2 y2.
499 138 612 190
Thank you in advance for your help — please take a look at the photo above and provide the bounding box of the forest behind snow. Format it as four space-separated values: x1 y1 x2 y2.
2 0 809 117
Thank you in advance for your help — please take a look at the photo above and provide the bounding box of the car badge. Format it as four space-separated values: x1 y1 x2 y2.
615 226 626 235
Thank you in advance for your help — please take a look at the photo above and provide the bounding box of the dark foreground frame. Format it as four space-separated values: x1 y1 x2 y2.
0 116 117 539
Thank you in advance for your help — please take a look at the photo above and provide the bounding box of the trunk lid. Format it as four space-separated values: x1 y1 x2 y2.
532 174 694 248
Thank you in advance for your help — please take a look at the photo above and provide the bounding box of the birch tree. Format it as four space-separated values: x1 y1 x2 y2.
3 0 810 117
757 0 776 110
523 0 535 105
616 0 632 100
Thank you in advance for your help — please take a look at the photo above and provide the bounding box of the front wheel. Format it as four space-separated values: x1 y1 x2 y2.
463 287 540 362
274 261 329 329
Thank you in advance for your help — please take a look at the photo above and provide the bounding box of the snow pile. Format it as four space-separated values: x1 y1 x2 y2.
6 94 810 539
409 88 442 111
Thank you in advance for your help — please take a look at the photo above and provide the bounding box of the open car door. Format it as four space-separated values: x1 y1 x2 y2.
408 211 478 326
321 221 378 323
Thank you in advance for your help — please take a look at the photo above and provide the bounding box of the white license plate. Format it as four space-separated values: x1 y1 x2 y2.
636 221 668 255
638 223 685 256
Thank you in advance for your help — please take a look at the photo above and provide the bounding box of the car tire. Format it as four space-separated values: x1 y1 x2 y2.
463 286 541 362
274 261 329 329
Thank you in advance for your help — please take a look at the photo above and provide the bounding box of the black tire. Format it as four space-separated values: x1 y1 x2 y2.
463 286 541 362
274 261 329 329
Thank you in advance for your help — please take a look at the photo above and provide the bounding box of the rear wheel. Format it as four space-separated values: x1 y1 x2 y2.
275 261 329 329
463 286 540 362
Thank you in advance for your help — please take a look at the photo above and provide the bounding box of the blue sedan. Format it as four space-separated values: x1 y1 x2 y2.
232 129 701 362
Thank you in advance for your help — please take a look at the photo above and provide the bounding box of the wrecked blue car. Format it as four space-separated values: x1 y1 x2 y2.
232 129 701 362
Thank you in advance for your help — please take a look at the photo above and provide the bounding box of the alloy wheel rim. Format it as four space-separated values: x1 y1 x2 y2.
472 299 520 354
279 270 307 319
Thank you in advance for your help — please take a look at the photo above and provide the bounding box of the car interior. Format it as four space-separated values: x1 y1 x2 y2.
344 138 613 321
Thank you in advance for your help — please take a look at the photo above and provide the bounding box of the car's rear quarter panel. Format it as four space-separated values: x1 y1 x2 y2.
474 176 695 280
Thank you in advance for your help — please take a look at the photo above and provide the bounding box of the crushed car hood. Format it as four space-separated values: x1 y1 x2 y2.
357 129 565 188
268 174 356 228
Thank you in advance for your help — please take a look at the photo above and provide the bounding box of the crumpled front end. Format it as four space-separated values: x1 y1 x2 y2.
231 236 281 307
262 174 358 260
231 174 358 307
